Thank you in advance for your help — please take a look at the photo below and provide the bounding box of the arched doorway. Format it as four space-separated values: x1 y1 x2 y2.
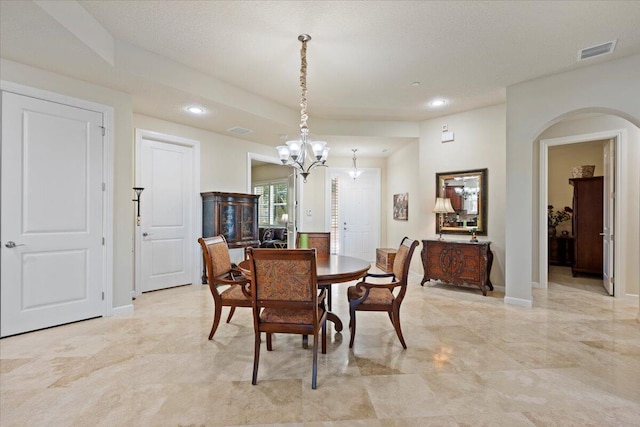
533 112 639 300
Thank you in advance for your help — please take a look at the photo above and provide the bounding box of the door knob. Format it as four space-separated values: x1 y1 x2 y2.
4 241 25 248
143 232 149 237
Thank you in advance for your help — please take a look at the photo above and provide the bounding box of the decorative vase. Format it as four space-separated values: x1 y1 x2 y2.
548 226 557 237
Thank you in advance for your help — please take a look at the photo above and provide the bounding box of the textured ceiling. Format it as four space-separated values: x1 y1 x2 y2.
2 1 640 157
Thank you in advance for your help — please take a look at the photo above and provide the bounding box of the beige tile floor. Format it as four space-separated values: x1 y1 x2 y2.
1 265 639 426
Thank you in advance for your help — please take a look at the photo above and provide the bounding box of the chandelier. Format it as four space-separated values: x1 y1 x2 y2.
454 186 478 199
276 34 329 183
348 149 362 180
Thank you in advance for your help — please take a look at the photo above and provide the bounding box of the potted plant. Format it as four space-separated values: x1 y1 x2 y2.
548 205 572 236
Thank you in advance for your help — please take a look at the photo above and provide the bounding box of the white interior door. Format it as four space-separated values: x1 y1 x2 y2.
1 91 104 337
602 139 615 295
335 169 380 261
138 133 194 292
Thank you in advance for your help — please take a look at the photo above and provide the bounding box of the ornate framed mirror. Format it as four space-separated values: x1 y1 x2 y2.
435 168 488 235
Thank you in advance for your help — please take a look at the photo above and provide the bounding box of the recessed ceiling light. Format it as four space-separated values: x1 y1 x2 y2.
430 99 447 107
412 81 421 87
186 106 205 114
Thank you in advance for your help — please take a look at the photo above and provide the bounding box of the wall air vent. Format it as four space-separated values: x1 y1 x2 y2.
578 40 616 61
227 126 253 135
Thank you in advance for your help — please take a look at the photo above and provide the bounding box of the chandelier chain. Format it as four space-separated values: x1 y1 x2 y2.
299 38 308 136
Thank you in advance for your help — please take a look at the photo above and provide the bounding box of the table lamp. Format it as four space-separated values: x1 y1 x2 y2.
432 197 455 241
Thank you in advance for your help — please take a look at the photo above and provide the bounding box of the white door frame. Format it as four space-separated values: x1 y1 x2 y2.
0 80 115 315
134 129 201 296
539 129 626 297
246 152 284 192
247 152 300 243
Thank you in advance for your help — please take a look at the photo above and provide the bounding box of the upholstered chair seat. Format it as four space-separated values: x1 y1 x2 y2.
346 286 394 306
220 285 249 302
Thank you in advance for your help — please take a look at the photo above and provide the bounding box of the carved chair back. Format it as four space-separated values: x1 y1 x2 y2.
296 232 330 254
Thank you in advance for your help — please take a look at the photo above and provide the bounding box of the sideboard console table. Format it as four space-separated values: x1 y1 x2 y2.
421 239 494 296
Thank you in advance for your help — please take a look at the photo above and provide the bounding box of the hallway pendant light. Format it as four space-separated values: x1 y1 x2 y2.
348 148 362 180
276 34 329 183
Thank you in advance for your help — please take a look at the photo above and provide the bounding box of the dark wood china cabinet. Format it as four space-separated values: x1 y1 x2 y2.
201 192 260 283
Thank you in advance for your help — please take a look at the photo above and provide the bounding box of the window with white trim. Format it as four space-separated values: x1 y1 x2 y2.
253 180 288 226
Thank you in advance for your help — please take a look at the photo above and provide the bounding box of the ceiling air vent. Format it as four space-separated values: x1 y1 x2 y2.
227 126 253 135
578 40 616 61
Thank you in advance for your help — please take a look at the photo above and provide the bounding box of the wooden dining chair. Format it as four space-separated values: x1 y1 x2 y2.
198 235 251 340
296 231 333 309
246 247 328 389
296 231 331 254
346 236 419 349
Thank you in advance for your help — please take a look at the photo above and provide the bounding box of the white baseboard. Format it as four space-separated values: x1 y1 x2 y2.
504 296 533 307
112 304 134 316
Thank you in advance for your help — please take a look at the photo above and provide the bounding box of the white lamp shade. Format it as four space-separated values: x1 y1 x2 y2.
320 147 330 162
286 140 302 158
310 141 326 158
281 213 289 222
276 145 290 162
432 197 455 213
349 169 362 179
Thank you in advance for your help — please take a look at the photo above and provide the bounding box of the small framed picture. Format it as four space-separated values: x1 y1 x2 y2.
393 193 408 220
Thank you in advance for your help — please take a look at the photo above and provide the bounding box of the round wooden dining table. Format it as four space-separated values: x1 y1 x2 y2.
237 253 371 331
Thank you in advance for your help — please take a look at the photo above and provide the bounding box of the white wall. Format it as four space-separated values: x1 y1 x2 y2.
133 114 275 193
133 114 277 264
385 140 421 274
418 104 507 287
252 163 290 184
506 53 640 307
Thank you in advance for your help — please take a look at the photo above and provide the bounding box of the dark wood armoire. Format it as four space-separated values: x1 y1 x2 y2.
569 177 603 277
200 191 260 283
201 191 260 248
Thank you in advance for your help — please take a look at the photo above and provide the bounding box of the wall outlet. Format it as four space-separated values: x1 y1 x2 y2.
442 124 448 132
